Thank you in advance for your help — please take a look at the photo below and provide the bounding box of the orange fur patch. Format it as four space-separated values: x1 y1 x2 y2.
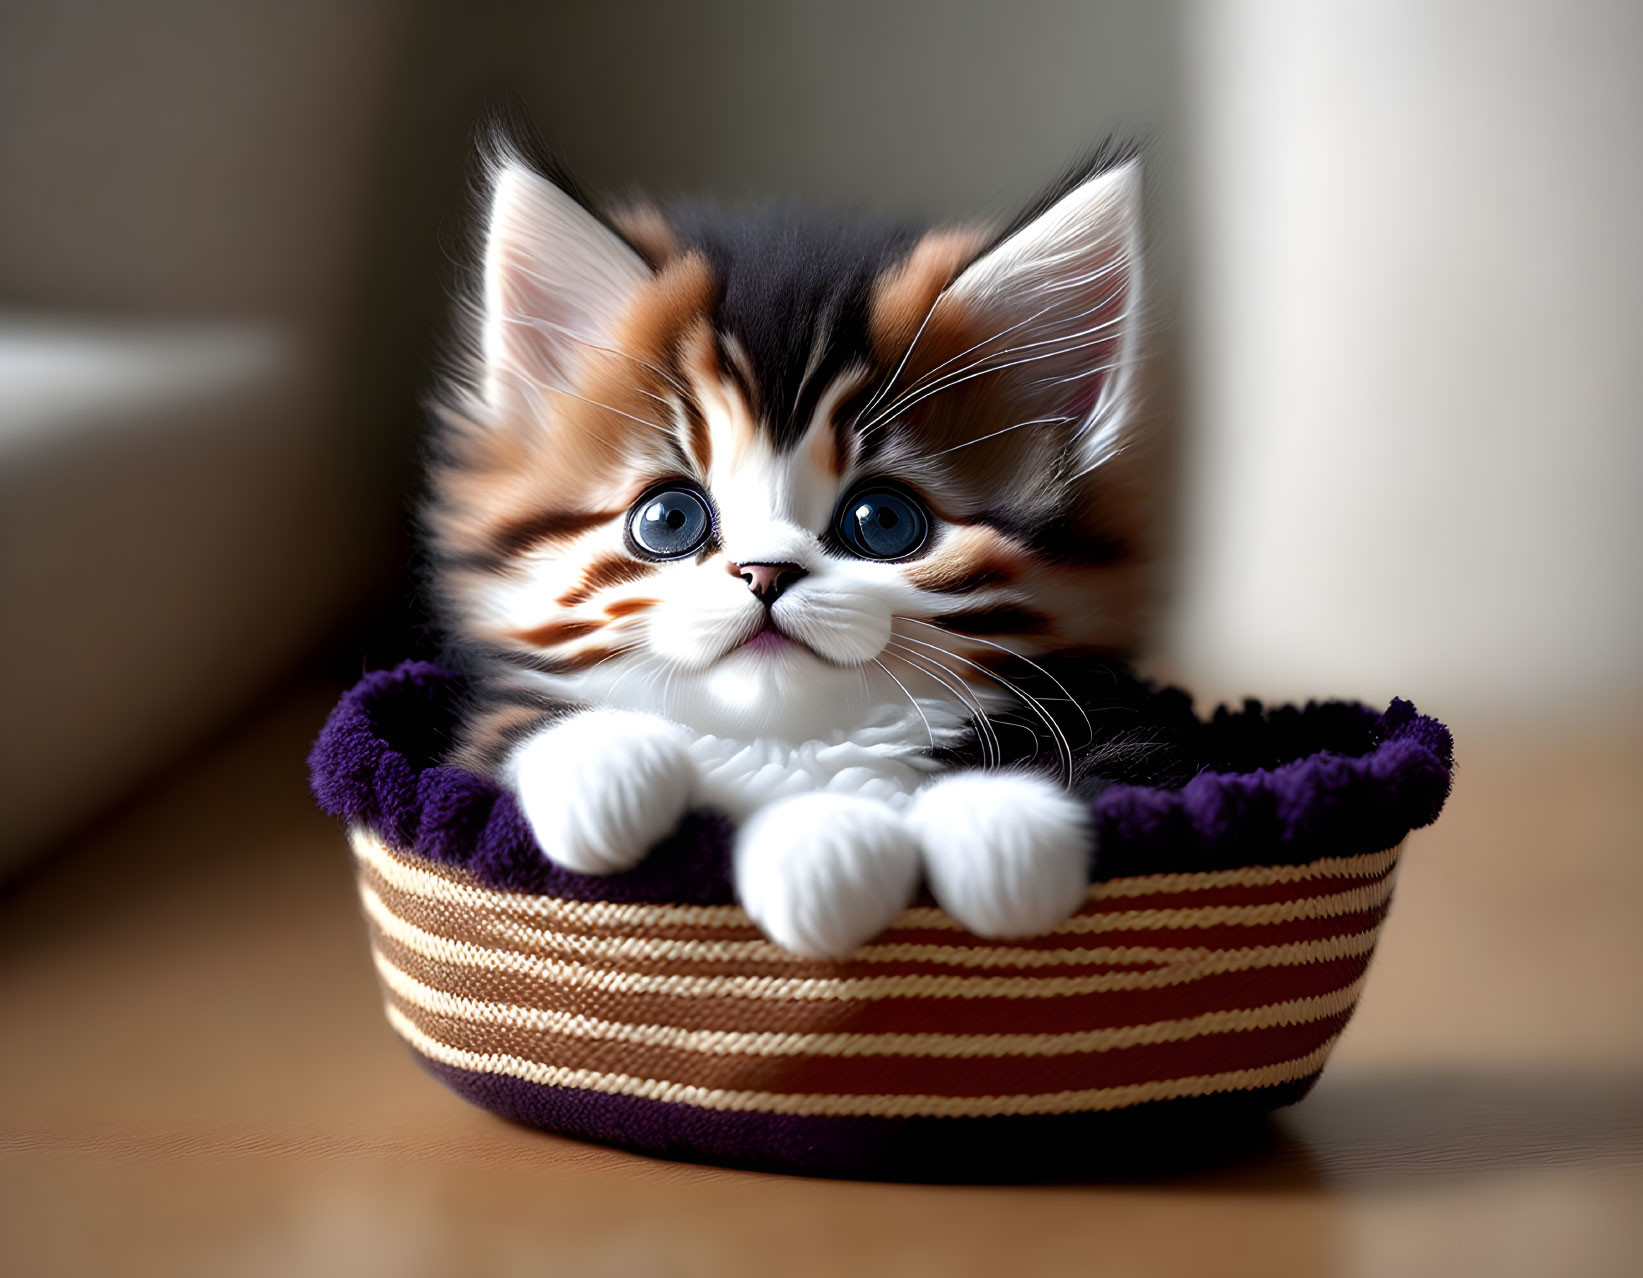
615 252 715 361
607 200 679 266
868 227 988 363
904 524 1024 594
555 645 625 671
603 596 660 618
513 619 602 649
556 554 658 607
491 507 623 558
449 702 554 774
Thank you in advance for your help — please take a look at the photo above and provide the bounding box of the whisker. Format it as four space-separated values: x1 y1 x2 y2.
871 657 936 753
869 298 1126 408
602 651 664 703
506 317 680 410
882 643 995 764
1040 251 1132 295
882 642 1000 768
499 365 674 439
894 633 1074 783
879 304 1053 408
866 238 1130 425
539 384 673 435
854 284 950 428
576 646 636 675
904 617 1093 746
499 380 666 472
861 328 1128 435
924 415 1074 459
505 287 690 394
862 286 1128 430
656 661 682 721
637 659 673 708
1019 349 1144 395
865 260 1128 425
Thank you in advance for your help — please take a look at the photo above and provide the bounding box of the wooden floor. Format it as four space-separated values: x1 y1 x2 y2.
2 683 1640 1277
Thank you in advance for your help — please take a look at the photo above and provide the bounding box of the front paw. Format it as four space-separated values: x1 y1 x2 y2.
908 771 1092 938
507 709 695 875
734 793 921 960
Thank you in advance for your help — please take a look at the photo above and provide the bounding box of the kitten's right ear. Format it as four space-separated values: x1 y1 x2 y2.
479 156 652 410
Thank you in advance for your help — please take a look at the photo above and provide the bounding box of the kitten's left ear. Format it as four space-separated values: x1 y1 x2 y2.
940 157 1144 475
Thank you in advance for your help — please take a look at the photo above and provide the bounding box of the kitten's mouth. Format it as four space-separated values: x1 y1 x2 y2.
741 622 795 653
721 613 864 671
729 616 837 665
734 615 801 655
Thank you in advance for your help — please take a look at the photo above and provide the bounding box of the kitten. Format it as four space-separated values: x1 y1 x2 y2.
425 137 1152 958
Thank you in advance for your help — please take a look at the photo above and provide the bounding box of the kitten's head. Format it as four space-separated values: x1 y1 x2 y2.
428 141 1153 743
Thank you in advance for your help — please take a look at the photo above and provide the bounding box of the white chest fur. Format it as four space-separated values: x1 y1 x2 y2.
688 730 939 821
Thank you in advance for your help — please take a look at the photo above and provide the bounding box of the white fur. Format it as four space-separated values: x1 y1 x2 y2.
734 792 922 959
908 771 1093 938
689 706 948 821
507 709 695 875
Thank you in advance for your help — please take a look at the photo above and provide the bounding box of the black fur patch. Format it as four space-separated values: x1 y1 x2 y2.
663 203 922 448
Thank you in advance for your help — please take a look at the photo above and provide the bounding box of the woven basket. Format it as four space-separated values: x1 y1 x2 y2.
313 662 1453 1178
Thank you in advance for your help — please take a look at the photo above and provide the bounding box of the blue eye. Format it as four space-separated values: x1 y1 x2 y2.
628 487 712 559
835 486 930 560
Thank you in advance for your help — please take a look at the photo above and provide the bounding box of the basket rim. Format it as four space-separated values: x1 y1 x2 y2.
309 660 1453 902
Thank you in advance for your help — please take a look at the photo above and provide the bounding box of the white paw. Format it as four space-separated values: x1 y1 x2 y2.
507 709 695 875
734 793 921 960
908 771 1092 938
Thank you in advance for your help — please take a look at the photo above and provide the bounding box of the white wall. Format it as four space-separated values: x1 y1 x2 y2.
1170 0 1643 727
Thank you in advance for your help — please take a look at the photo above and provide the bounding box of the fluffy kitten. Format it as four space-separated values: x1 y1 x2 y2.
425 138 1152 958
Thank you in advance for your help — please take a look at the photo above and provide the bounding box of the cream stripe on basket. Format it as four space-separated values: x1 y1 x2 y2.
373 946 1369 1059
421 876 1399 968
382 1002 1342 1118
349 829 1403 933
360 884 1384 1001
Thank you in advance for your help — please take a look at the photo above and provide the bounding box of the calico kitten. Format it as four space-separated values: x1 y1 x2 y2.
425 137 1152 958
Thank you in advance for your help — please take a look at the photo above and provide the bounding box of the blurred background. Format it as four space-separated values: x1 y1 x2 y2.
3 0 1639 869
1 4 1639 1274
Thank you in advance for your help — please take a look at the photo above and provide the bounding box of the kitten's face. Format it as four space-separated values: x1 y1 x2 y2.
429 154 1150 741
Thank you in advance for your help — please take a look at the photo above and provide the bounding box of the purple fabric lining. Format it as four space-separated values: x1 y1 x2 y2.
307 660 1453 901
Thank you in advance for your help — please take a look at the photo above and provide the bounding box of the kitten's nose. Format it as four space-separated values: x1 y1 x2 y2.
730 561 808 604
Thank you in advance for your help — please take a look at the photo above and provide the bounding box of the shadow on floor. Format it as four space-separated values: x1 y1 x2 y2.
1151 1067 1643 1193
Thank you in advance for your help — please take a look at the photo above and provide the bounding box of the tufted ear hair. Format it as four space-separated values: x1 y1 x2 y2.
939 158 1144 476
479 156 652 412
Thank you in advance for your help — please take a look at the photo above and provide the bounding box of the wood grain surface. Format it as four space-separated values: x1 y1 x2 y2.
2 685 1639 1278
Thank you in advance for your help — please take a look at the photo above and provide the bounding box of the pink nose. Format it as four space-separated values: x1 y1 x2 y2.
729 561 807 603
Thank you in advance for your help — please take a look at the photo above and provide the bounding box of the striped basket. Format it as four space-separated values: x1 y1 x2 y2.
312 663 1454 1178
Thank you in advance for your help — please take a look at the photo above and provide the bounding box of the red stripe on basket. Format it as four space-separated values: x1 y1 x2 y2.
1084 872 1396 913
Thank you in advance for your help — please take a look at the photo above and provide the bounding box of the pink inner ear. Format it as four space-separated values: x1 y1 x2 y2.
1059 318 1125 422
482 163 651 408
928 162 1142 470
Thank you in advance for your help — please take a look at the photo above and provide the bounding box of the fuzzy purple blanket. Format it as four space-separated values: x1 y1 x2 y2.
309 661 1454 902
